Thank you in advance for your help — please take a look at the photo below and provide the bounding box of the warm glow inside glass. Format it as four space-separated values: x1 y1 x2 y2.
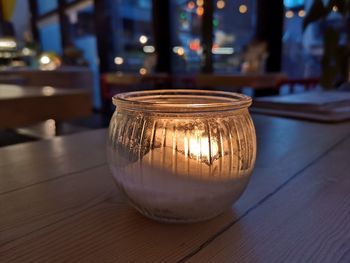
107 90 256 223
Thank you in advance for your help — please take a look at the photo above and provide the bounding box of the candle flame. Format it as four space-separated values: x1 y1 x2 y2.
189 137 218 159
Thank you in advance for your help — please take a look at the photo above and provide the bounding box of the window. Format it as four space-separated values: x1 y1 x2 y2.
33 0 101 108
65 1 100 107
284 0 304 9
213 0 256 73
37 15 62 54
111 0 153 73
65 1 95 40
171 0 203 73
36 0 58 15
282 1 322 78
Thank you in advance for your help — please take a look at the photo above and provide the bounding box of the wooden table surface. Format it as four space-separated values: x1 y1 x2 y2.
1 115 350 262
0 84 91 128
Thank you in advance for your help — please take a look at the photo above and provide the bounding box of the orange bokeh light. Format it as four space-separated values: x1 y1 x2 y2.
187 1 195 10
189 40 201 51
196 6 204 16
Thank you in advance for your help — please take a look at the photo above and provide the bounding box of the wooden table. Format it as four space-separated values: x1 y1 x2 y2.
102 72 287 88
0 84 91 128
1 115 350 262
0 67 93 90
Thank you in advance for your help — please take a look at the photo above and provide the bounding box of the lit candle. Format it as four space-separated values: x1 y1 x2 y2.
108 90 256 222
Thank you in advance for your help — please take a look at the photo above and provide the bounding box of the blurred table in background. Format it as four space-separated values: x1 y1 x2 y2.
100 72 288 110
252 91 350 123
102 72 287 89
0 67 93 90
0 84 91 128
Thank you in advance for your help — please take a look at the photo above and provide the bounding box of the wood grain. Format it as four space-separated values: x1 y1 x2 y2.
0 129 107 194
0 166 115 245
186 136 350 263
0 115 349 262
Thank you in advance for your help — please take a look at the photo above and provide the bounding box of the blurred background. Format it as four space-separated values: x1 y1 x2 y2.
1 0 349 145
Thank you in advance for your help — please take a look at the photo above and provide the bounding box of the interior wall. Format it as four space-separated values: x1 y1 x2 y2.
2 0 31 40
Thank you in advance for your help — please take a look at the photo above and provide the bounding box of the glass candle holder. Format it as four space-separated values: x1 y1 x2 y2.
107 90 256 223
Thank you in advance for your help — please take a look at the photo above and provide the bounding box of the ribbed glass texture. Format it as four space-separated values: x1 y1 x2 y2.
107 90 256 222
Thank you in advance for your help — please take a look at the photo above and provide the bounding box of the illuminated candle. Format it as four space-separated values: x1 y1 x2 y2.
108 90 256 222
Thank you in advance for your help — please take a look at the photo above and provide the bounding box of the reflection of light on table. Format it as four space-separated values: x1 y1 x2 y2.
42 86 55 96
38 53 61 71
44 119 56 137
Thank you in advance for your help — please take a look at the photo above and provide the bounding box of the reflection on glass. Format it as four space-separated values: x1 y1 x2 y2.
110 0 153 73
65 2 101 108
171 0 203 73
282 1 321 78
213 0 256 73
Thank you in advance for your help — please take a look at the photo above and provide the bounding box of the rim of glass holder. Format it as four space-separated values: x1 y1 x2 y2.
113 89 252 113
